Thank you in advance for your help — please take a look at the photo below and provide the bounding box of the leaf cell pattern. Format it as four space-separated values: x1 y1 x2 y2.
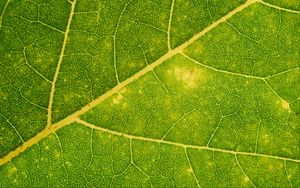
0 0 299 187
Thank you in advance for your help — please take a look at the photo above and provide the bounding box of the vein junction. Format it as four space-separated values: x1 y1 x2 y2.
47 0 77 129
1 0 298 167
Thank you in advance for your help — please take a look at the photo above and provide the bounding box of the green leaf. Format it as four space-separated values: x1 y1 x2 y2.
0 0 299 187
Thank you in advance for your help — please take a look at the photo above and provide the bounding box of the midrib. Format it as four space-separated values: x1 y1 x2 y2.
0 0 266 166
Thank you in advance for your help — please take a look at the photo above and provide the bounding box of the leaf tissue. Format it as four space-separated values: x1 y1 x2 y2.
0 0 299 187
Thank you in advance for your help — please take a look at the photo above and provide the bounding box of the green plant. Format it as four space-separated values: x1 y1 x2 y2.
0 0 299 187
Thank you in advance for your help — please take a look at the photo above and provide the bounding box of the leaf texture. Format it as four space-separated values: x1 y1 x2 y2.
0 0 299 187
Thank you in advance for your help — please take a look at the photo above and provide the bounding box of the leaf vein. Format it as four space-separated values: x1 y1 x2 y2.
167 0 175 50
77 119 300 163
0 0 10 29
235 154 257 188
113 0 134 84
47 0 76 128
259 1 300 14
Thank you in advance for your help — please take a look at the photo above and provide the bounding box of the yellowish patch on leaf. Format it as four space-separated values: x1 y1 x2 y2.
66 161 72 167
192 42 204 54
169 111 182 122
186 168 193 173
263 134 270 145
128 62 135 68
112 88 129 105
112 94 124 104
173 67 202 89
105 41 112 49
9 167 17 174
279 100 291 112
163 98 172 106
282 148 292 155
268 165 274 171
120 88 128 94
244 176 250 182
122 102 128 109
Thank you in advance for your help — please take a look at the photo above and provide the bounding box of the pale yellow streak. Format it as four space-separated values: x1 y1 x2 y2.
0 0 10 29
77 119 300 163
47 0 76 128
259 0 300 14
167 0 175 50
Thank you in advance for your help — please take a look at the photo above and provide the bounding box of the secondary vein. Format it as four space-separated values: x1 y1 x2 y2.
46 0 76 129
167 0 175 50
0 0 10 29
77 119 300 163
113 0 133 84
259 0 300 14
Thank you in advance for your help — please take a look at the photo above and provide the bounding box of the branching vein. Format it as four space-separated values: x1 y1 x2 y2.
47 0 76 129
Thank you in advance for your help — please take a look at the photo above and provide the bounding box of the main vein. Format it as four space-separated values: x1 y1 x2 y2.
47 0 76 128
0 0 259 166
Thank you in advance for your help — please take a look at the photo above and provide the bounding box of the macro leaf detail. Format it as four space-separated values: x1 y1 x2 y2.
0 0 299 187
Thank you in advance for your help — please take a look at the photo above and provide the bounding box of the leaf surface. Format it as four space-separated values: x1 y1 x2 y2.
0 0 299 187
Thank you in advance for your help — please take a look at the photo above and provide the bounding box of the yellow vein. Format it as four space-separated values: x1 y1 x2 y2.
167 0 175 50
185 148 201 188
284 160 294 188
113 0 133 84
181 52 265 80
265 67 299 79
0 0 258 166
235 154 257 187
0 114 24 144
259 0 300 14
22 49 52 83
77 119 300 163
0 0 10 29
35 21 65 34
263 79 286 103
46 0 76 129
182 52 296 105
